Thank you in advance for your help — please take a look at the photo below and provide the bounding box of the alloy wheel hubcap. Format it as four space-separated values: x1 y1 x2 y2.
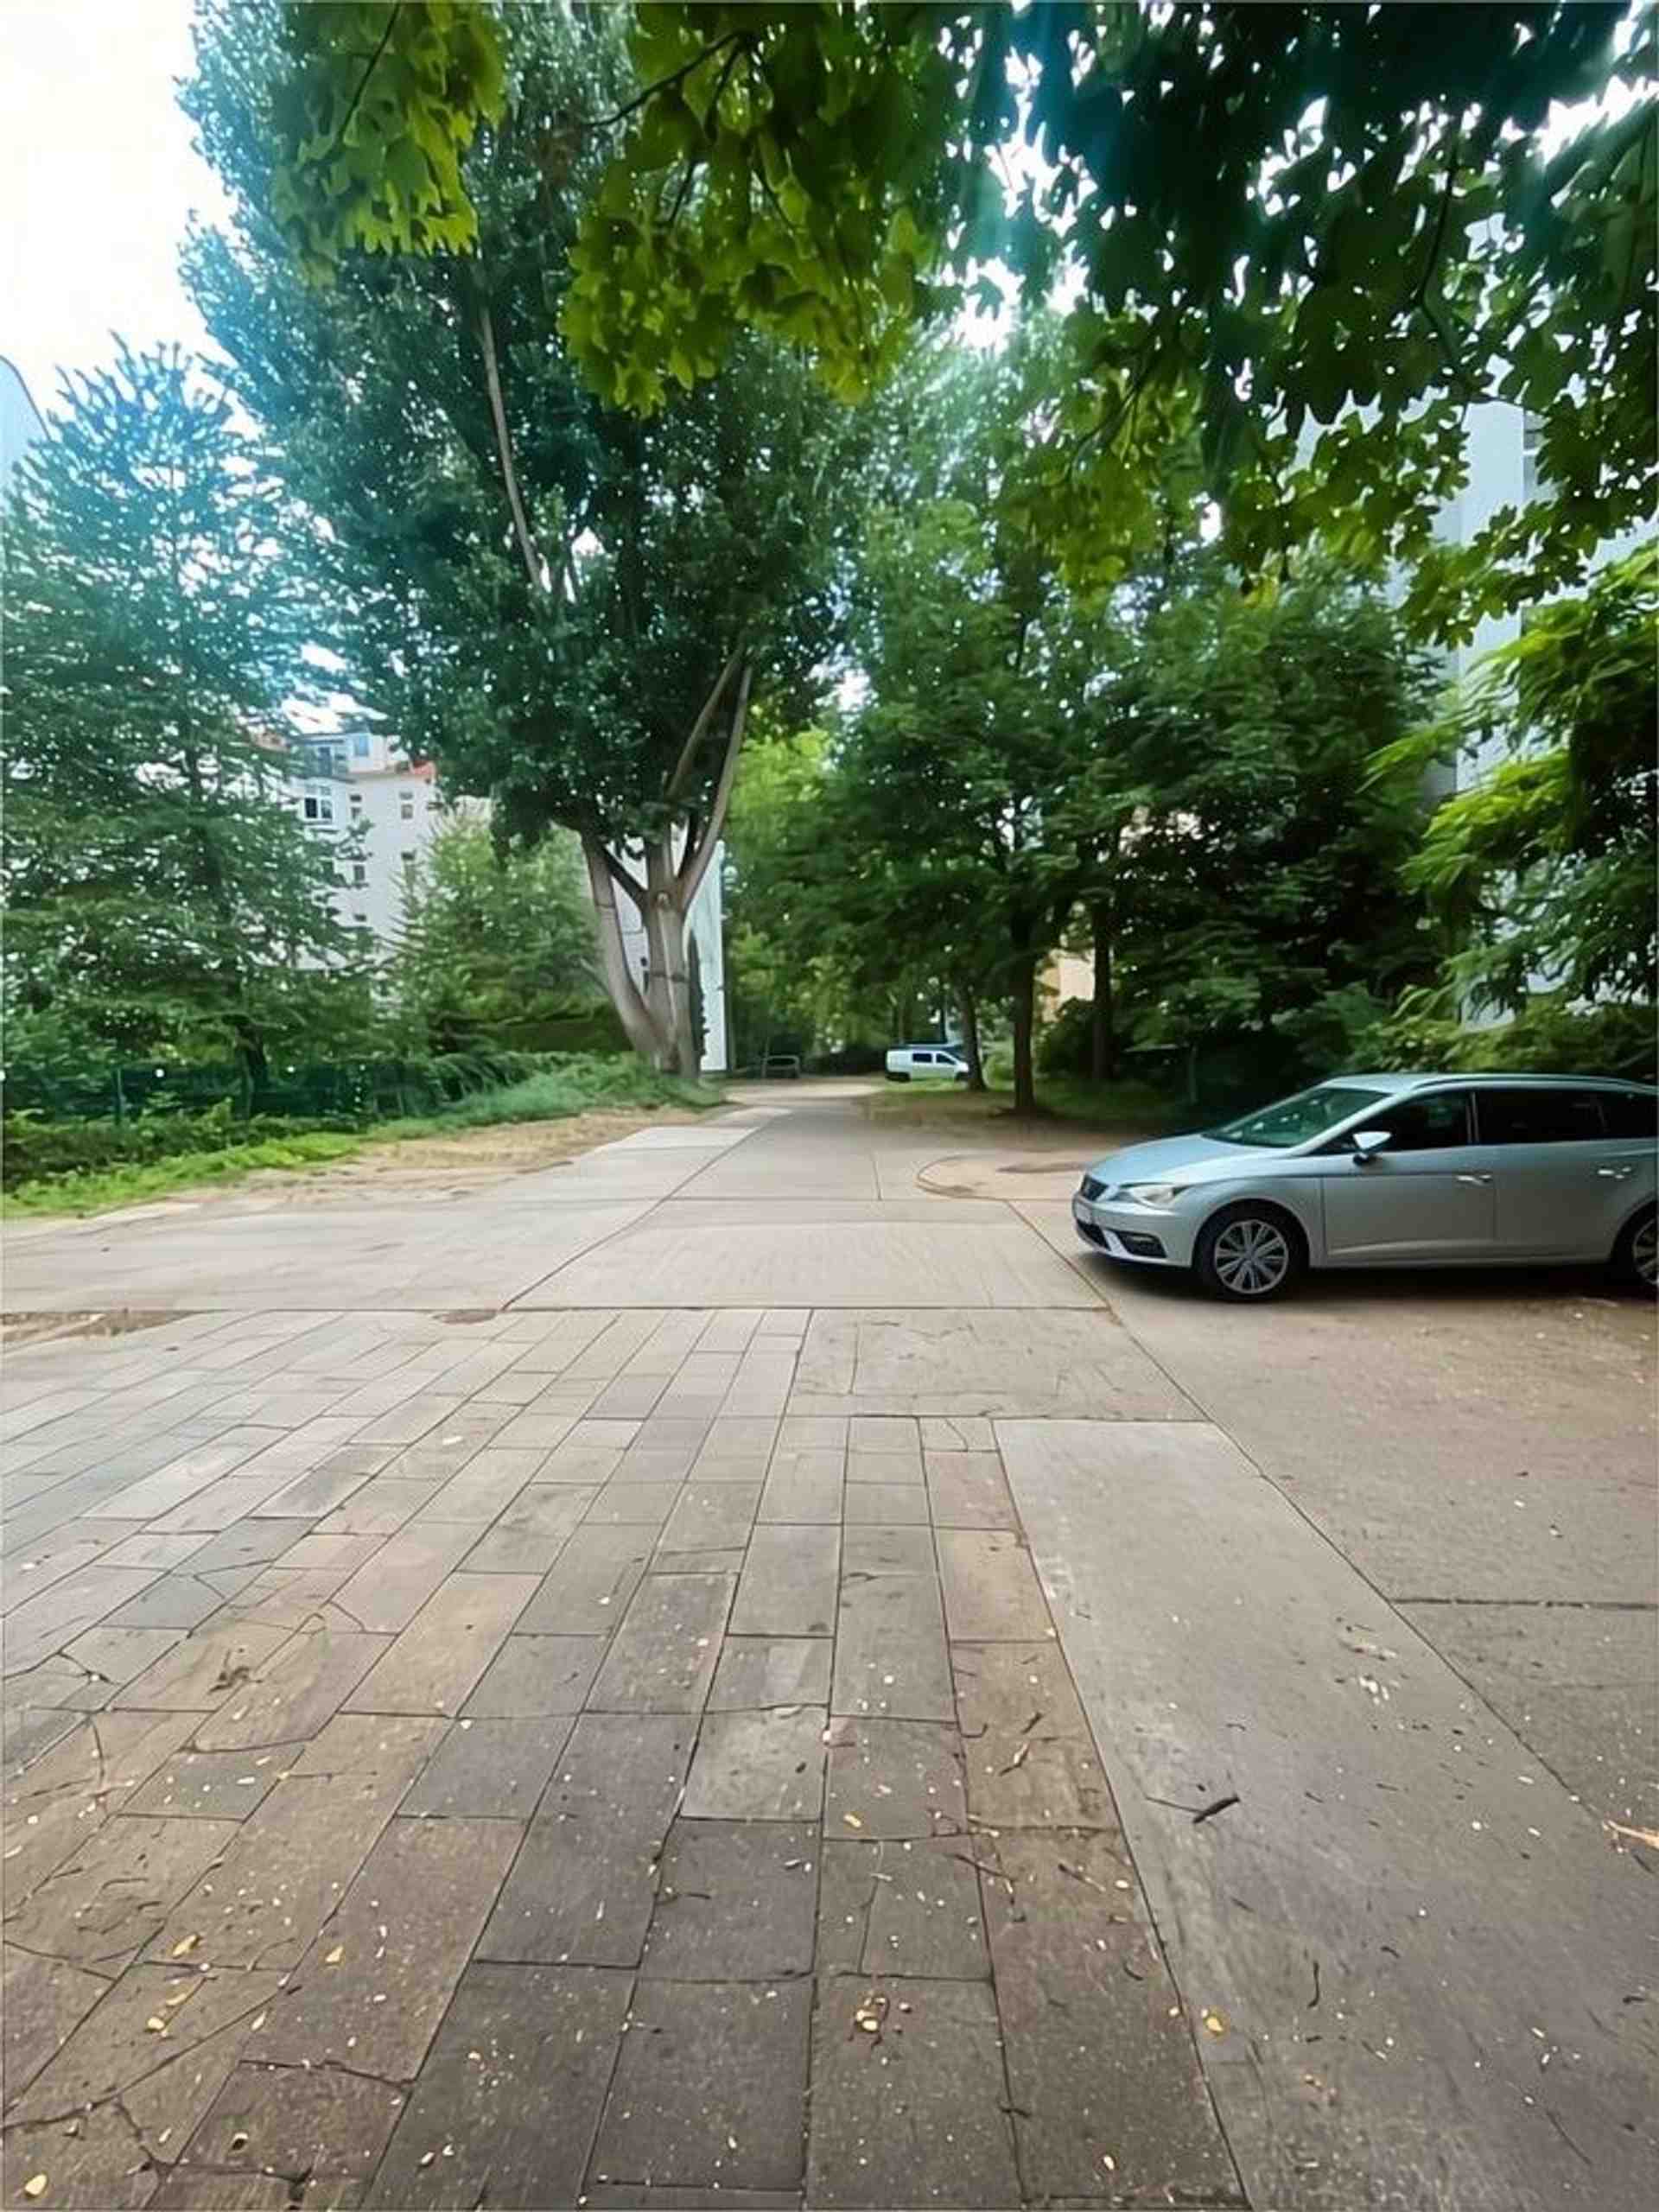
1635 1216 1657 1287
1213 1217 1291 1295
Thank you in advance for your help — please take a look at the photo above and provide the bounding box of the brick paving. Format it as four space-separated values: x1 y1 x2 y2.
2 1300 1237 2209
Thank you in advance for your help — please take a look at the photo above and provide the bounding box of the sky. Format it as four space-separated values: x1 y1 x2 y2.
1 0 227 418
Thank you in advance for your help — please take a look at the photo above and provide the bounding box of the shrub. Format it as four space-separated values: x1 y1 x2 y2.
1 1109 346 1188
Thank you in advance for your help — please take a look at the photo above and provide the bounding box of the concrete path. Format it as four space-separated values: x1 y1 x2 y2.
3 1088 1654 2210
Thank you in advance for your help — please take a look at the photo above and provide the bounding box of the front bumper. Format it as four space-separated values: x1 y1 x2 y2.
1071 1192 1193 1268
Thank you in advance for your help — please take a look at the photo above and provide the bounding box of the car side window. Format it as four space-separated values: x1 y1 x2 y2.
913 1050 933 1065
1602 1090 1659 1140
1477 1088 1607 1144
1365 1090 1474 1152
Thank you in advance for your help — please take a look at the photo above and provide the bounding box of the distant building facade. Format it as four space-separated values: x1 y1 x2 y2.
291 728 482 951
289 729 728 1069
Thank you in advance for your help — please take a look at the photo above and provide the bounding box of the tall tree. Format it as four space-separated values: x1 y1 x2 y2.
186 0 864 1075
0 344 360 1072
1376 543 1657 1016
269 3 1655 635
1106 561 1439 1069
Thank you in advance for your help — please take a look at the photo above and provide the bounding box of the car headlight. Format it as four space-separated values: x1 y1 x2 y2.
1121 1182 1185 1206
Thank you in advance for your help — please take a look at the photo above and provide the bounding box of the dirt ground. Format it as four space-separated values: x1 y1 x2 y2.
221 1103 715 1205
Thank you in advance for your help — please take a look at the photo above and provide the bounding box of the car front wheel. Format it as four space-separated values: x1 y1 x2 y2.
1613 1205 1657 1292
1194 1203 1305 1301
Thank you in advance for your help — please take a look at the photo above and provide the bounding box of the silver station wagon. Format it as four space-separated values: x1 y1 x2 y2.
1073 1072 1658 1300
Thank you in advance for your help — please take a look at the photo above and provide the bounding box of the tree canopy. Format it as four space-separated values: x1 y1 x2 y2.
1 344 362 1074
1377 541 1657 1017
269 2 1655 635
188 0 868 1075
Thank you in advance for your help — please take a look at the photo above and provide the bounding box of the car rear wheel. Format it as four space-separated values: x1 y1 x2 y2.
1194 1203 1305 1301
1612 1205 1657 1292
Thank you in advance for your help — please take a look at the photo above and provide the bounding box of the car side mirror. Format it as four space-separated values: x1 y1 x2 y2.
1351 1128 1390 1160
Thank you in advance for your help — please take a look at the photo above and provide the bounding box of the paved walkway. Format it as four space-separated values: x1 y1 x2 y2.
3 1091 1654 2209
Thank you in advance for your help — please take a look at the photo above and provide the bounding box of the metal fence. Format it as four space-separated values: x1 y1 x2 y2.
1 1052 546 1128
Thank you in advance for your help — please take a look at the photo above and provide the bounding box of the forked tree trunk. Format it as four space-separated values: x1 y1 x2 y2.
577 658 753 1081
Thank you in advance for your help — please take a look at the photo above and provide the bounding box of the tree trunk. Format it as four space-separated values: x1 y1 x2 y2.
649 864 701 1080
1089 899 1117 1082
1009 949 1039 1116
956 979 986 1091
582 834 675 1066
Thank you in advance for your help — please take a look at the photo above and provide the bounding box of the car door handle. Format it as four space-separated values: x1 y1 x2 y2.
1456 1173 1494 1186
1596 1165 1636 1179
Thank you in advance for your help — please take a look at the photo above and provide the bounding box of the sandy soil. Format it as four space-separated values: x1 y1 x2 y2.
215 1104 715 1206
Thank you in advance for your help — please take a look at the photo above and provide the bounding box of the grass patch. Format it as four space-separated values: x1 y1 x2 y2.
3 1057 723 1218
2 1130 372 1217
867 1073 1185 1135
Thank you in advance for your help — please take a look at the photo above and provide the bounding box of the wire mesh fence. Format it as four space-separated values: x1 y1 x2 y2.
1 1051 549 1128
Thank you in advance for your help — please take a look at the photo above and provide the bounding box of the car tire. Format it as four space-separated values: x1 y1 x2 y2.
1611 1205 1657 1293
1193 1202 1306 1302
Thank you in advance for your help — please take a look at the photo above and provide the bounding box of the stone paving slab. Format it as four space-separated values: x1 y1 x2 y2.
401 1713 573 1818
589 1979 812 2194
363 1962 631 2209
8 1090 1635 2212
477 1713 693 1967
805 1976 1020 2209
640 1819 817 1978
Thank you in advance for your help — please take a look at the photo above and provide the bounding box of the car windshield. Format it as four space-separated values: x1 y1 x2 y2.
1208 1084 1389 1149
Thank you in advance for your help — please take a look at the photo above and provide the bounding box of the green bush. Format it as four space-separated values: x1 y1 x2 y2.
1354 996 1656 1082
1 1107 346 1188
1037 1001 1093 1077
437 1055 716 1128
3 1052 721 1198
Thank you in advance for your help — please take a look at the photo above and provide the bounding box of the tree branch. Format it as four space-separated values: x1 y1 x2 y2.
666 646 744 804
477 301 546 596
587 30 746 130
680 659 753 907
331 8 398 159
601 845 648 908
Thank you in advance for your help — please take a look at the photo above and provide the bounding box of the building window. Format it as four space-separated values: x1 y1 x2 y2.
302 791 334 823
352 909 367 925
351 732 372 760
349 791 364 816
399 790 415 820
351 861 367 887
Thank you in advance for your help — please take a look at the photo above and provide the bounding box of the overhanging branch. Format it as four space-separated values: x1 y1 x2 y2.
666 645 745 804
680 658 753 908
478 301 547 596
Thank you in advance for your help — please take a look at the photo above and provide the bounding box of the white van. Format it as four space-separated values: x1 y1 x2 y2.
885 1042 971 1083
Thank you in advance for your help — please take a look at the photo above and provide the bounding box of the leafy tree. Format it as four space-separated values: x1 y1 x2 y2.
1375 542 1657 1015
835 505 1106 1112
390 815 604 1053
0 344 362 1074
186 0 864 1076
268 3 1655 634
1106 562 1440 1069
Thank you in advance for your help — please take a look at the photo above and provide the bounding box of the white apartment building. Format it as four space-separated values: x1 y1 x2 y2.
291 728 479 950
291 730 729 1070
